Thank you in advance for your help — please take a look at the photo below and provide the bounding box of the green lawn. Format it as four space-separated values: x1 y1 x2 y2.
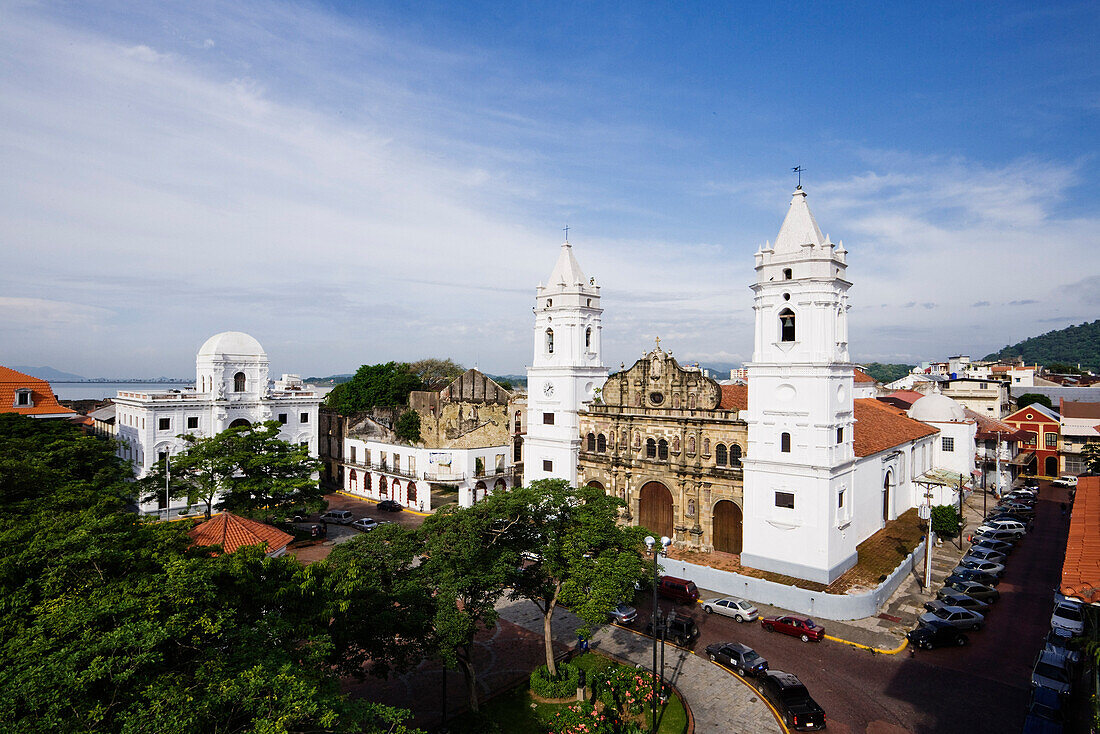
450 654 687 734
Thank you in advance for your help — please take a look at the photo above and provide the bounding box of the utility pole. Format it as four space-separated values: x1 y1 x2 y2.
957 475 964 550
917 483 934 591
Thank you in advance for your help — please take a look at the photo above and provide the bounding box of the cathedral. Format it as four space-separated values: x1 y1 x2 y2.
528 187 957 586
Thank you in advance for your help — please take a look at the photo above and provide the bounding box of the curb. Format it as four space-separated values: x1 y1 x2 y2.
823 633 909 655
334 490 433 516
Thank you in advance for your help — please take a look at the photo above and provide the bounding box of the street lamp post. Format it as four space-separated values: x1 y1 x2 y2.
645 535 671 733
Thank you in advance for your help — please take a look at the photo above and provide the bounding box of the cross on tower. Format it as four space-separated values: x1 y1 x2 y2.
654 336 661 350
792 165 805 189
563 225 570 242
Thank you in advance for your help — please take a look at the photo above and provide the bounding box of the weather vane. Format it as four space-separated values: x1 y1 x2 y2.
563 225 570 242
792 165 805 188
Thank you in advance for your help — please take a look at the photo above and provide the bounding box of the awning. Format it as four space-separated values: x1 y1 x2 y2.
1009 451 1035 467
915 468 971 488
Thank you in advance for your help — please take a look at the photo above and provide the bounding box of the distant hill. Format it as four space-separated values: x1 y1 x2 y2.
859 363 915 384
304 374 355 385
984 320 1100 372
10 365 84 381
487 374 526 389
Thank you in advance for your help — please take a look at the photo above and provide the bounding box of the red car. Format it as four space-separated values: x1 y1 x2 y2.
761 614 825 642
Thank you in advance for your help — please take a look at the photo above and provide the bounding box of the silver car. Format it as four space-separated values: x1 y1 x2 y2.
958 558 1006 577
918 605 984 631
702 597 759 622
608 602 638 625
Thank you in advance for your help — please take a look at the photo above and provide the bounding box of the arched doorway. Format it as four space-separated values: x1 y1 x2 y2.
228 418 251 429
586 480 605 492
392 480 402 504
712 500 743 554
638 481 673 539
1045 456 1059 476
882 471 892 523
378 476 388 497
474 480 487 502
349 469 357 492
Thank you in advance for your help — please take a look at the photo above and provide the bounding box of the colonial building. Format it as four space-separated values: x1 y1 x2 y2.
341 369 518 509
524 239 607 486
577 346 748 554
1059 400 1100 475
114 331 321 516
1003 401 1061 477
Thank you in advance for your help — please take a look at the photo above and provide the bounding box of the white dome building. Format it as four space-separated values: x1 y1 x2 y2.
114 331 322 518
908 393 976 480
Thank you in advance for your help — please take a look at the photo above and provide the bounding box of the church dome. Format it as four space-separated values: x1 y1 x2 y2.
197 331 266 359
908 393 966 423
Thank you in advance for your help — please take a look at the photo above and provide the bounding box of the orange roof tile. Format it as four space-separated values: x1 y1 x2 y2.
0 366 77 416
187 513 293 555
1061 476 1100 605
853 398 938 457
719 384 748 410
853 368 876 383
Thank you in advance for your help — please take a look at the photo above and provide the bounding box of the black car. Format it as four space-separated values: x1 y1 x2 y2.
705 642 768 677
1026 685 1066 725
906 619 968 650
971 537 1015 555
944 580 1000 603
945 567 1000 588
757 670 827 731
377 499 402 512
644 611 700 647
933 590 991 613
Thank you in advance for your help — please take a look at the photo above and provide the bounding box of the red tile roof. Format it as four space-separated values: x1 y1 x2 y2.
884 390 926 407
719 384 748 410
0 366 77 416
964 408 1030 442
853 398 938 457
853 368 876 383
1061 476 1100 605
1060 400 1100 419
187 513 293 556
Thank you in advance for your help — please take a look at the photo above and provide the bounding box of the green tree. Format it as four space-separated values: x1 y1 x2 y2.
860 363 915 384
931 504 963 538
140 430 235 519
418 494 526 713
324 362 424 414
1016 393 1053 410
219 421 323 520
408 358 466 386
1082 442 1100 474
508 480 647 677
395 410 422 444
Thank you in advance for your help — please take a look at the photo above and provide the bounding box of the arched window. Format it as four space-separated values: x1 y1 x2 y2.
364 473 371 492
716 444 727 465
633 432 641 449
672 394 681 408
687 436 696 455
408 482 417 503
672 436 680 453
657 439 668 460
730 443 743 467
587 433 596 452
585 327 592 349
779 308 796 342
688 394 697 409
646 438 656 458
233 371 246 392
379 476 388 497
781 432 791 452
546 328 554 354
783 268 792 280
349 469 357 490
597 433 606 452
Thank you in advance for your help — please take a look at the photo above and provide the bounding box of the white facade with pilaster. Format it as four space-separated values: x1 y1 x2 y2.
524 241 607 486
740 188 859 584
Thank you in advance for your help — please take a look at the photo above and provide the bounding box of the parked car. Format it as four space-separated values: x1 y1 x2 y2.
918 605 984 631
656 576 700 604
981 518 1028 535
974 524 1025 540
319 509 354 525
1022 476 1040 488
608 602 637 625
984 512 1032 529
1003 492 1037 504
705 641 768 677
351 517 379 532
1050 602 1085 635
1027 683 1067 725
1031 650 1072 696
970 537 1015 555
702 596 758 622
757 670 827 731
991 503 1035 519
761 614 825 642
1052 475 1077 488
1044 628 1081 663
957 558 1006 577
944 580 1000 603
945 567 1000 588
644 611 700 647
962 547 1006 565
934 589 991 613
377 499 402 512
906 619 968 650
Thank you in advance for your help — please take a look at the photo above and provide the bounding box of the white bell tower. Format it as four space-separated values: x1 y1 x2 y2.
739 187 858 584
525 239 606 486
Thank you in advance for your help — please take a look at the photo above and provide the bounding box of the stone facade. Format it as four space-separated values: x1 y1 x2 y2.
577 347 748 553
410 369 512 450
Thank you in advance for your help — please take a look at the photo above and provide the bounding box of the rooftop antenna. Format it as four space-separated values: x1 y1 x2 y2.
792 165 805 189
563 225 570 242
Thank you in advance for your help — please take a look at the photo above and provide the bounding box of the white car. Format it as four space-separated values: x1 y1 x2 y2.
1051 602 1085 635
351 517 379 532
702 597 759 622
1052 475 1078 488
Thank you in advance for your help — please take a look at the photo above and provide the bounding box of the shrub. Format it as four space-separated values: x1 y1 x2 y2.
593 666 660 715
931 504 962 538
395 410 421 443
530 663 580 699
549 702 628 734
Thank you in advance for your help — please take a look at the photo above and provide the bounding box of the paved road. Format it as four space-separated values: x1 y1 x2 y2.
291 492 427 563
630 479 1071 733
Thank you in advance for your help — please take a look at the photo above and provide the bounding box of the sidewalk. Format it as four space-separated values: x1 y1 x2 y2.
496 598 783 734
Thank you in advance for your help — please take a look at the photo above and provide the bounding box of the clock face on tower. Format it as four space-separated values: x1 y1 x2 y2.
543 381 555 398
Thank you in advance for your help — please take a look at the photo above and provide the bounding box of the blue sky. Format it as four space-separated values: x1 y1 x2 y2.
2 1 1098 378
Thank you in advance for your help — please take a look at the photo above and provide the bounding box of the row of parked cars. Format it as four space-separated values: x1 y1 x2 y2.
906 483 1041 649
